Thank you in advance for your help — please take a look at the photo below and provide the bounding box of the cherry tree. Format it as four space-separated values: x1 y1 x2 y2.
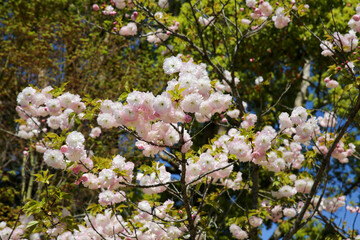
2 0 360 239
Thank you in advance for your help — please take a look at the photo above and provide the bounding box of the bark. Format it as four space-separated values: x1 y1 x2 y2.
26 153 37 199
21 154 28 202
294 59 311 107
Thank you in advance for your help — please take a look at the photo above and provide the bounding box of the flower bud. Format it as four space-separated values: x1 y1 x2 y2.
92 4 100 11
353 15 360 21
60 145 68 153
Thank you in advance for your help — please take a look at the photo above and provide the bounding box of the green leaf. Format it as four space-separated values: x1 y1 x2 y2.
26 220 39 233
118 92 128 102
87 203 104 215
68 112 76 124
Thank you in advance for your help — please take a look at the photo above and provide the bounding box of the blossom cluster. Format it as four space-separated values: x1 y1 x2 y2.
228 195 348 239
313 133 355 163
16 86 95 173
241 0 299 29
95 0 308 50
95 56 232 158
215 107 317 173
16 87 85 137
346 205 360 214
47 201 185 240
272 7 291 29
321 12 359 56
93 0 181 43
137 163 171 194
0 216 40 240
78 155 134 204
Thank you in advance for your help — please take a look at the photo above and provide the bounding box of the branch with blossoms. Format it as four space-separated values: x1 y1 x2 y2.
4 1 360 240
10 54 359 239
89 0 303 117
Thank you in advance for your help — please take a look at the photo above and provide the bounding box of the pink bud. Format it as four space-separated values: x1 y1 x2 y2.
131 11 138 21
42 128 47 132
44 107 48 111
254 8 261 14
25 147 29 150
72 165 82 174
336 66 341 71
125 14 130 18
113 21 117 25
23 151 29 156
113 27 117 31
185 115 192 123
353 15 360 21
240 7 244 11
186 55 190 58
166 31 171 35
353 52 357 55
92 4 100 11
60 145 68 153
324 77 330 83
252 151 261 159
276 2 279 5
179 210 183 214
